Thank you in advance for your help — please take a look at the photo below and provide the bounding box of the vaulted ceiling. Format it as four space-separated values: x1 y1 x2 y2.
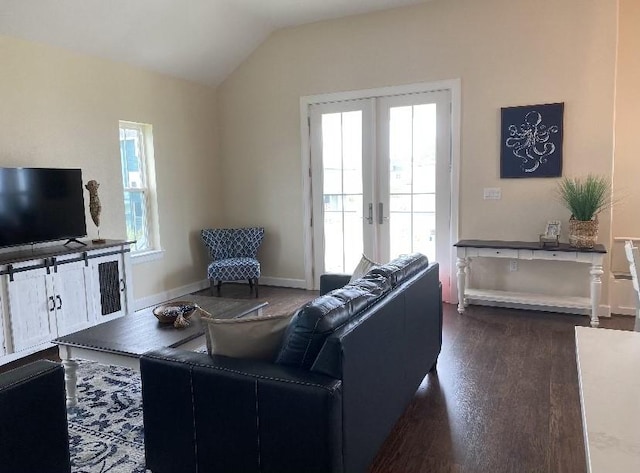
0 0 429 86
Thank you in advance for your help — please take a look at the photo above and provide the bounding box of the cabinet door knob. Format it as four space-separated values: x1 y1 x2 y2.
48 296 55 312
56 295 62 310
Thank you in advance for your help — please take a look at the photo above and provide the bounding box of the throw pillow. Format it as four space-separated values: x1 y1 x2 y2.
349 254 379 283
201 312 293 361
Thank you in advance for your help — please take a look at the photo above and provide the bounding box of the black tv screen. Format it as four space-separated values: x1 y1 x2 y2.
0 168 87 247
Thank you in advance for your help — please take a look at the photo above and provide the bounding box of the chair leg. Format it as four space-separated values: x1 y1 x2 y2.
217 281 222 297
210 280 216 297
248 279 254 293
255 278 259 298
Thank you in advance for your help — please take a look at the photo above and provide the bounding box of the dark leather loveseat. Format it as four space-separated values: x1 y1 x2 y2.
0 360 71 473
140 253 442 473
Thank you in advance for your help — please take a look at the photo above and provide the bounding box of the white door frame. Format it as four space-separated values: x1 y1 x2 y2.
300 79 461 303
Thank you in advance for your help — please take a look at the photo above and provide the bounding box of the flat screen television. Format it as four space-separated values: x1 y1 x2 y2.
0 168 87 248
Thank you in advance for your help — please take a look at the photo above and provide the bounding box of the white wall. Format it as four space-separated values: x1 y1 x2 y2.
0 35 222 303
218 0 617 302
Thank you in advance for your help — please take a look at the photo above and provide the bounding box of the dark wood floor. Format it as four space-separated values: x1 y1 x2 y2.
371 303 633 473
1 285 634 472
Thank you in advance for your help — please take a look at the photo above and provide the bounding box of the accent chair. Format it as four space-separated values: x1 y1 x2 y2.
201 227 265 298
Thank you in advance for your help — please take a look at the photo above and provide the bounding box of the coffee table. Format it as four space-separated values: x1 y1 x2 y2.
53 296 267 406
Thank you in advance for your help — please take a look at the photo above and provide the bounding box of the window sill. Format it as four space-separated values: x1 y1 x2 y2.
131 249 165 265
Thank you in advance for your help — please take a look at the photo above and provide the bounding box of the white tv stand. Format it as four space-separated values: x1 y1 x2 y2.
0 240 134 365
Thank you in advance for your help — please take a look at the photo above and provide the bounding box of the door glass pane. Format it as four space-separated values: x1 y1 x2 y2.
342 111 363 195
413 212 436 259
390 213 411 259
389 106 412 194
390 194 411 212
413 104 437 192
344 195 363 271
323 210 344 273
322 114 342 194
388 103 437 261
413 194 435 212
322 111 364 273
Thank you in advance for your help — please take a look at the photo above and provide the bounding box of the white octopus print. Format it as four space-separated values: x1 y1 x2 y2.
505 110 559 173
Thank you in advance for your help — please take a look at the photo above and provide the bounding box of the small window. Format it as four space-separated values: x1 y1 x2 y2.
119 121 159 253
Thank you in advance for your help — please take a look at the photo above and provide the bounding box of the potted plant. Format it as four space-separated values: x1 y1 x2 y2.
557 175 611 248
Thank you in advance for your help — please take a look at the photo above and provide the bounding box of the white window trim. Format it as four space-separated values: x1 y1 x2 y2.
119 120 161 255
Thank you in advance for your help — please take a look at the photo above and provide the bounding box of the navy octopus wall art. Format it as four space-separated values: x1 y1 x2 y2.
500 102 564 178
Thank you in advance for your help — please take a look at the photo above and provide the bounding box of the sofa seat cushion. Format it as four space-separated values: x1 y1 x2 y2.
207 257 260 281
368 253 428 287
276 274 390 370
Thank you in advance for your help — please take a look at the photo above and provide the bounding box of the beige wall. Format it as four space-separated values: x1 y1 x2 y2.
611 0 640 273
0 35 222 302
218 0 617 302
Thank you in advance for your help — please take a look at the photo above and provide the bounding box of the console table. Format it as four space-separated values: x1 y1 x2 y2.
454 240 607 327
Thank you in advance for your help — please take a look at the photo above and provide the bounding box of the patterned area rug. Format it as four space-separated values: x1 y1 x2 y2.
67 361 146 473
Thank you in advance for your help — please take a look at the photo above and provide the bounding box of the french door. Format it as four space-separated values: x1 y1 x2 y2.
310 90 452 297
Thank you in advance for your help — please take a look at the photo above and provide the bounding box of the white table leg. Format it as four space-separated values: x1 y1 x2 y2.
590 263 603 328
464 258 471 307
457 257 467 314
58 346 79 407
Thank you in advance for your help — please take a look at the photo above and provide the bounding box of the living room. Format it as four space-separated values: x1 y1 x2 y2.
0 0 638 472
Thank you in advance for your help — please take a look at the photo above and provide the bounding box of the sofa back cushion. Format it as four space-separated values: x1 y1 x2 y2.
368 253 429 287
275 273 391 369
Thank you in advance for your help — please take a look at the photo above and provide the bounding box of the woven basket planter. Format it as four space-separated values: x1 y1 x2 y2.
568 216 598 249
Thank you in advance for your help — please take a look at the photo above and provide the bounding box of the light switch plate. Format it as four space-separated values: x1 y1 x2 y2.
483 187 502 200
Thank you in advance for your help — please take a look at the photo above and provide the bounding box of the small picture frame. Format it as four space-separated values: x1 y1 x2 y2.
540 220 561 247
544 220 561 238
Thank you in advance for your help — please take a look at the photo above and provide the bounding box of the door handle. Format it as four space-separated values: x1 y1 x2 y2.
378 202 385 224
56 295 62 310
366 203 374 224
120 279 126 292
48 296 55 312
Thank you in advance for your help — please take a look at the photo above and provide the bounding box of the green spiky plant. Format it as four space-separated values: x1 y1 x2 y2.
557 175 611 221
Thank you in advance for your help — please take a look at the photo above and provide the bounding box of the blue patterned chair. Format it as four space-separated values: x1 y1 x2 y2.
201 227 265 298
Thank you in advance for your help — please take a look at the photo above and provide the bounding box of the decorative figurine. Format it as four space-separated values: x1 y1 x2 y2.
85 180 106 244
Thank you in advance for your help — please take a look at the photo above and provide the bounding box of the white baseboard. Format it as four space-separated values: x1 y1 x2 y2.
134 279 209 314
216 276 307 289
259 277 307 289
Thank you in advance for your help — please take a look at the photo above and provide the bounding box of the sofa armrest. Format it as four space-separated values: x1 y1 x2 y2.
320 273 351 295
0 360 71 473
141 348 343 473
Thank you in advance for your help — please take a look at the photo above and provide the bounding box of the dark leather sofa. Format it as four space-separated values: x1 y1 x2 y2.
0 360 71 473
141 253 442 473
